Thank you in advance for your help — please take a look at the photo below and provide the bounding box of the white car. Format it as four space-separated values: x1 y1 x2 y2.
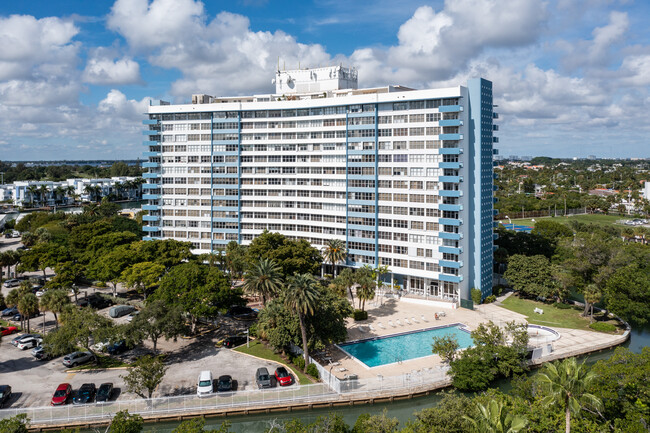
16 336 42 350
197 370 213 397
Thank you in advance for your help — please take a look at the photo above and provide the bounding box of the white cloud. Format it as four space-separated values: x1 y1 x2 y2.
82 53 141 85
618 54 650 86
98 89 152 119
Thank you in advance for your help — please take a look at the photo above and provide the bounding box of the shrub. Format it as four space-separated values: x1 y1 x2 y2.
470 288 482 306
552 302 573 310
247 323 258 338
589 322 617 333
484 295 497 304
352 309 368 321
305 363 320 379
94 281 107 288
292 356 305 370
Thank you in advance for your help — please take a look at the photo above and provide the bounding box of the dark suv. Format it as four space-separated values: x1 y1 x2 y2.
223 335 247 348
255 367 273 389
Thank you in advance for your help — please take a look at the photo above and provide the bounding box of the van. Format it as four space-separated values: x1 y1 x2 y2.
2 279 20 288
197 371 213 397
108 305 135 318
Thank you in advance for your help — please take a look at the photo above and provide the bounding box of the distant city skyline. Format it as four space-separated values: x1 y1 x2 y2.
1 0 649 160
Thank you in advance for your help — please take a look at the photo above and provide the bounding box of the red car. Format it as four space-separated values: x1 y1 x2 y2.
0 326 17 337
51 383 72 406
274 367 293 386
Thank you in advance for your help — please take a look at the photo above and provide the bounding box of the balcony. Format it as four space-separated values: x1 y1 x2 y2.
439 232 461 240
142 193 161 200
439 246 462 255
142 119 159 125
439 105 463 113
142 151 161 157
439 218 461 226
439 133 463 141
439 204 462 211
439 175 462 183
439 274 463 283
142 162 159 168
439 190 461 198
493 124 499 131
141 183 160 190
143 172 160 179
143 140 160 145
142 130 160 136
439 162 461 169
143 225 161 232
493 136 499 143
439 148 461 155
439 260 461 269
142 215 160 222
438 119 463 127
142 204 160 211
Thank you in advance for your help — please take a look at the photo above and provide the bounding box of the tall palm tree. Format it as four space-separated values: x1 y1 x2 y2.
285 273 320 369
582 284 601 322
26 185 39 207
65 185 76 204
355 267 376 311
243 258 283 306
17 292 39 333
321 239 347 278
40 289 70 329
537 357 603 433
463 399 528 433
53 186 66 205
338 267 356 304
38 185 49 206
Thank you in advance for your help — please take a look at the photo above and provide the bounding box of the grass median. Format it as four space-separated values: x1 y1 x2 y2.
511 213 629 228
234 340 312 385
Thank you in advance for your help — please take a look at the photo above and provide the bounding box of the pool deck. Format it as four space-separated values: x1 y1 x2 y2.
321 297 628 380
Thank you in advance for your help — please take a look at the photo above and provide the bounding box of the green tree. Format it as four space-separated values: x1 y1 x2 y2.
537 357 603 433
400 391 475 433
89 245 136 297
503 254 556 298
247 231 322 276
17 292 39 333
322 238 347 278
44 307 113 356
338 267 356 304
471 288 482 305
120 262 166 300
152 262 241 334
129 300 186 353
172 418 231 433
225 241 247 282
243 258 283 306
463 399 528 433
109 410 143 433
603 262 650 325
431 335 460 364
0 414 29 433
48 261 85 302
285 274 320 368
582 284 601 322
355 266 376 311
352 409 398 433
532 219 574 241
39 289 70 328
17 242 68 279
121 355 167 399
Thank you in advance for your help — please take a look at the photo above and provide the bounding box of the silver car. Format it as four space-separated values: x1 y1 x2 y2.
62 351 95 367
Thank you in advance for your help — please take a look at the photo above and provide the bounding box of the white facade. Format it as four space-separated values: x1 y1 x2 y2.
143 71 497 302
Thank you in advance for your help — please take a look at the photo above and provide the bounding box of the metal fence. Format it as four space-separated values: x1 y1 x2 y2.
0 366 452 426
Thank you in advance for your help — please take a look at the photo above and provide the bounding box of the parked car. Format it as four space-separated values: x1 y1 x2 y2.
197 370 213 397
12 310 39 322
11 334 39 347
31 345 52 361
1 307 18 317
95 383 114 403
2 279 20 288
73 383 96 404
62 351 95 367
216 375 233 392
274 367 293 386
109 305 135 318
255 367 273 389
226 305 258 320
51 383 72 406
16 336 42 350
107 340 129 355
0 385 11 408
0 326 17 337
222 335 247 348
75 294 112 309
125 311 139 322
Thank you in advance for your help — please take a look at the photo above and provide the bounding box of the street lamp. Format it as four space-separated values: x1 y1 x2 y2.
244 330 249 348
505 215 512 225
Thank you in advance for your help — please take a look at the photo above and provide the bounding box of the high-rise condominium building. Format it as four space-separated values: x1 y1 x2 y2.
142 66 497 303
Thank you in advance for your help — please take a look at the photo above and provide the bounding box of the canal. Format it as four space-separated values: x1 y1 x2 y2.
130 323 649 432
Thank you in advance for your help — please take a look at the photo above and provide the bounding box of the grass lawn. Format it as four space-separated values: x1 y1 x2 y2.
510 213 630 228
500 295 621 332
0 319 19 330
70 354 128 371
234 340 312 385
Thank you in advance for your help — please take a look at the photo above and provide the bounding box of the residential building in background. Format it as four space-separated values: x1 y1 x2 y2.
142 67 497 303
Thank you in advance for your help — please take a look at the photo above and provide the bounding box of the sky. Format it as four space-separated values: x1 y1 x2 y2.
0 0 649 160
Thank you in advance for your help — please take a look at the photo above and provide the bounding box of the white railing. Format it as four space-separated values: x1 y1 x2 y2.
0 367 451 426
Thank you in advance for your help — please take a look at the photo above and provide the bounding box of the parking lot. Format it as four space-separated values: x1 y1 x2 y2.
1 237 296 409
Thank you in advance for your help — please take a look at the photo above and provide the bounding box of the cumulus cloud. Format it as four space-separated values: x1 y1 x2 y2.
82 52 141 85
98 89 152 119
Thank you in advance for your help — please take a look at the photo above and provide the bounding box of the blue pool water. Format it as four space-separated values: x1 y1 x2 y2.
338 324 474 368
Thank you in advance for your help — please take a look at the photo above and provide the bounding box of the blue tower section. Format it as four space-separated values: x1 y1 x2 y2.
467 78 495 300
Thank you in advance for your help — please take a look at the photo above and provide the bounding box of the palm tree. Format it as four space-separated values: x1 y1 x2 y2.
285 273 320 369
65 185 76 204
17 292 39 333
463 399 528 433
321 239 347 278
338 267 356 304
537 357 603 433
53 186 66 205
355 267 376 311
40 289 70 329
26 185 39 207
243 258 283 306
582 284 601 322
38 185 49 206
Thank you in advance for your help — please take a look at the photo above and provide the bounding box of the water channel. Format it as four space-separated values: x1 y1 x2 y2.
128 324 648 432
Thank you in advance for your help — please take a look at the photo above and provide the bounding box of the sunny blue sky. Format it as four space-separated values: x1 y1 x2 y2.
0 0 649 160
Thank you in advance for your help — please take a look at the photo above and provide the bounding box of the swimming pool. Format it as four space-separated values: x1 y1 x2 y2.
338 324 474 368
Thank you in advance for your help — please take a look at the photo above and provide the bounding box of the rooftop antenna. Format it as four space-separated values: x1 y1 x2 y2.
277 56 280 72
